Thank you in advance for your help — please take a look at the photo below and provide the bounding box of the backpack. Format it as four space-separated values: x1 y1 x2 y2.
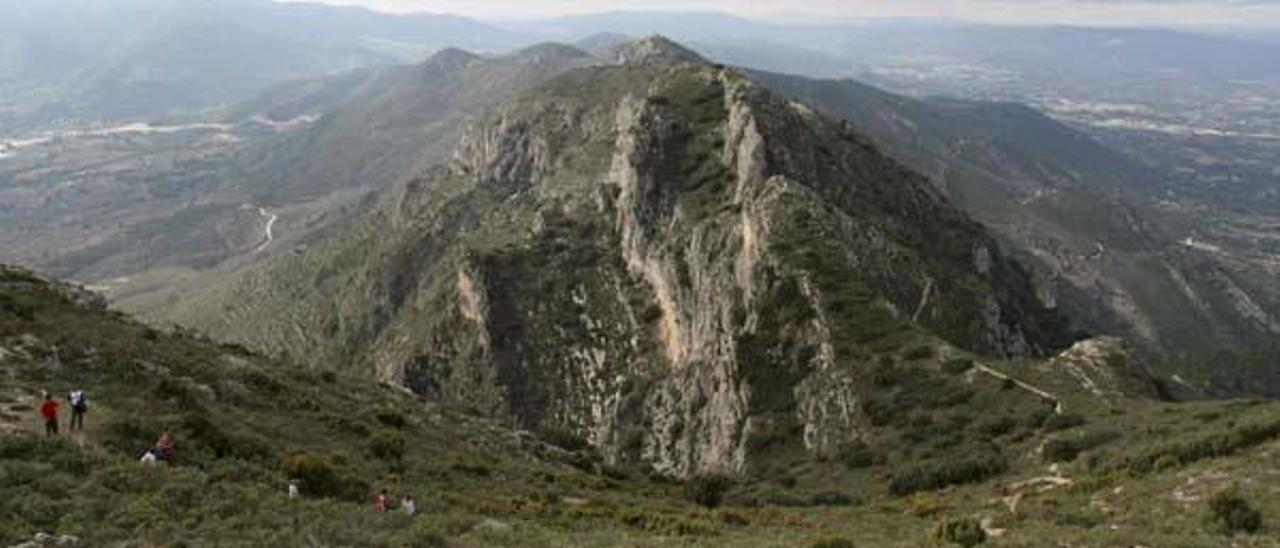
70 391 87 409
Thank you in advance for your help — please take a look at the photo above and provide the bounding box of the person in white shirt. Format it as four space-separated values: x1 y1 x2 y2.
68 390 88 431
402 495 417 515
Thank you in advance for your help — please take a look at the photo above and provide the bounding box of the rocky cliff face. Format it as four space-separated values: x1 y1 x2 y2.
164 39 1075 477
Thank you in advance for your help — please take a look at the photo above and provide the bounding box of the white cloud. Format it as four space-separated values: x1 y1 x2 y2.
284 0 1280 26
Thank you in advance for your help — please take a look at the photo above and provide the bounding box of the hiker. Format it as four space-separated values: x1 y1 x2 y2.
288 481 300 499
154 430 174 462
374 488 391 512
68 389 87 431
39 392 60 437
402 494 417 515
139 449 158 466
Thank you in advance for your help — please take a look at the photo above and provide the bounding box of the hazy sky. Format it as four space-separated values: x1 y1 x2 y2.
289 0 1280 26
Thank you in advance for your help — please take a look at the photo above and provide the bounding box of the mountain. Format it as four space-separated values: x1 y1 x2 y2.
515 13 1280 83
0 0 522 130
147 37 1083 478
10 27 1274 396
747 71 1280 393
222 42 597 205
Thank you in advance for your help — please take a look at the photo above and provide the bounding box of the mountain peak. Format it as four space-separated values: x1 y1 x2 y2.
611 35 708 66
421 47 483 71
509 42 593 63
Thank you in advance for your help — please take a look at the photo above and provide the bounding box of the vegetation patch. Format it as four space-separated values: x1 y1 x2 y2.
889 448 1007 496
1208 488 1263 536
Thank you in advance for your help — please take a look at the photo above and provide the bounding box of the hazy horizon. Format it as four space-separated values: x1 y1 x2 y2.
277 0 1280 28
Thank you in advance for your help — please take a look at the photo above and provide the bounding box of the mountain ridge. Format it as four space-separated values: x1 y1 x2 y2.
149 40 1080 477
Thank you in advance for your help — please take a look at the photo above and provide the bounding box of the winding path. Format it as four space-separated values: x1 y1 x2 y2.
973 362 1063 414
254 207 278 254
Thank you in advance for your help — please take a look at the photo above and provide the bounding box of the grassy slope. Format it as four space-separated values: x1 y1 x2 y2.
3 267 1280 546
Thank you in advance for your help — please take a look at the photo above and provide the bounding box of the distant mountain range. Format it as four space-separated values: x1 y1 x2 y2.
0 0 520 130
6 5 1278 131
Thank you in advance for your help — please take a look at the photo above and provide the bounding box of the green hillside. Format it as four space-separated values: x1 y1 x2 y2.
4 266 1279 546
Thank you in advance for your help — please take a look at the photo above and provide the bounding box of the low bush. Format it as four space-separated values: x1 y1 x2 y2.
903 345 936 361
368 429 407 463
974 416 1017 438
1152 454 1181 472
617 509 717 536
809 491 857 507
683 474 733 508
1042 413 1086 432
537 425 589 452
835 440 879 469
372 408 409 429
450 462 493 478
1208 489 1262 536
282 452 367 500
99 416 164 458
1043 430 1119 463
889 449 1007 496
934 517 987 546
908 492 948 517
1025 407 1053 429
1122 419 1280 475
809 535 857 548
941 358 974 375
1043 439 1081 463
182 414 272 463
717 510 750 527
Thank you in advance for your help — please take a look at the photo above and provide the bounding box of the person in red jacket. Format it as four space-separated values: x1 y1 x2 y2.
155 430 174 462
39 392 59 437
375 488 390 512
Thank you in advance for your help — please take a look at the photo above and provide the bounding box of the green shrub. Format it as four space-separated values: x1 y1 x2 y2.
835 440 879 469
1043 439 1081 463
99 416 164 457
903 345 936 361
182 414 272 463
717 510 750 527
683 474 733 508
368 429 407 462
809 491 857 507
450 462 494 478
618 509 717 536
889 449 1007 496
240 369 285 396
0 291 37 320
974 416 1017 438
810 535 857 548
1043 430 1119 463
282 452 367 500
373 408 409 429
934 517 987 546
537 425 589 452
1152 454 1182 472
941 358 974 375
1043 413 1086 432
1025 407 1053 429
1122 419 1280 475
1208 489 1262 536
